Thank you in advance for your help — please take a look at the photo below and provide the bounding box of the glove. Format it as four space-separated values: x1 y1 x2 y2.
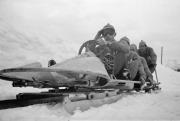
123 68 130 79
140 77 146 85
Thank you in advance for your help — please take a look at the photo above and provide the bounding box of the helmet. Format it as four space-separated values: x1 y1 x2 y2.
102 23 115 31
120 36 130 45
102 23 116 36
48 59 56 67
130 44 138 52
139 40 147 48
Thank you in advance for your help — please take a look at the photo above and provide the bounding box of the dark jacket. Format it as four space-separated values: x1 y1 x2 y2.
109 40 130 75
138 47 157 66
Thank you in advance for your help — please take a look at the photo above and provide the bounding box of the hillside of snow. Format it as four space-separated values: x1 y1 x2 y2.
0 19 79 69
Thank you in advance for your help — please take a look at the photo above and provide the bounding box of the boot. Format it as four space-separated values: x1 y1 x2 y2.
123 68 130 80
140 77 147 90
147 77 155 88
140 83 147 90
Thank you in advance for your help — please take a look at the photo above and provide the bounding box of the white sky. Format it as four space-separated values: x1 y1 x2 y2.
0 0 180 64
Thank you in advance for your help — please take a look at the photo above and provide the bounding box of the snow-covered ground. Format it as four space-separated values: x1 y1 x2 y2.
166 60 180 71
1 0 180 120
0 20 180 121
0 63 180 120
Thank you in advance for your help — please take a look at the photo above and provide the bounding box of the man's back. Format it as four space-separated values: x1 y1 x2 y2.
138 40 157 73
138 46 157 66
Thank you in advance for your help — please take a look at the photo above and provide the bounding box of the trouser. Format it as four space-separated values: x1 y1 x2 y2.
134 72 146 84
117 59 146 85
128 60 146 85
140 57 154 84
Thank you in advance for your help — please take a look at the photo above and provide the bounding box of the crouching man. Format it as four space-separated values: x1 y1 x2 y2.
130 44 155 87
138 40 157 73
120 37 147 90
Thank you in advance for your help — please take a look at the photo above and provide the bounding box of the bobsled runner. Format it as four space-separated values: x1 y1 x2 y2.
0 40 161 113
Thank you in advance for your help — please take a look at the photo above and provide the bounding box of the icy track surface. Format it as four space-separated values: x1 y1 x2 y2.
0 64 180 121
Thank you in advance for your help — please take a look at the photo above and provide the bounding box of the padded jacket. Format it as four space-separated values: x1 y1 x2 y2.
138 47 157 66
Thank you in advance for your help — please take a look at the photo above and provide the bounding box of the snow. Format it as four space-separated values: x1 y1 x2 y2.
1 0 180 120
0 20 180 121
166 60 180 71
0 64 180 120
